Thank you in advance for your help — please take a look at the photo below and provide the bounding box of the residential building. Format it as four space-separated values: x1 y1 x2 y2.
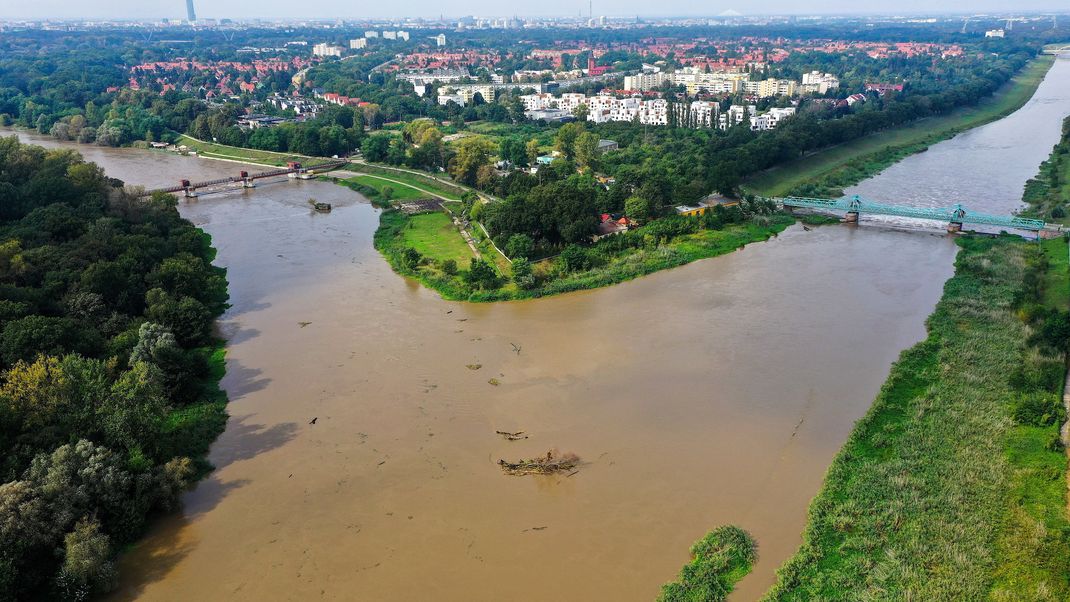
364 30 379 38
349 38 367 49
435 33 447 47
312 43 344 57
383 31 397 40
800 71 840 94
985 29 1005 38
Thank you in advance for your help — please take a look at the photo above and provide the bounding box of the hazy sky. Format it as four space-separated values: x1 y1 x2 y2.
2 0 1067 20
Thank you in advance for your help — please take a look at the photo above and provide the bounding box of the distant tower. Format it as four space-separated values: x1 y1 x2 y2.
186 0 197 22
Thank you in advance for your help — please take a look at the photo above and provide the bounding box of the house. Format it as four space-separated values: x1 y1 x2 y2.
594 213 635 240
536 155 556 165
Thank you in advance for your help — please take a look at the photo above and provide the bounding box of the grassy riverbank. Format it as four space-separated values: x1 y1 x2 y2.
1021 116 1070 224
746 56 1056 198
375 208 793 302
762 235 1070 600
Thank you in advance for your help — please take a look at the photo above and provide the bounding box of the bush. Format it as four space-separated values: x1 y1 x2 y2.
441 259 458 275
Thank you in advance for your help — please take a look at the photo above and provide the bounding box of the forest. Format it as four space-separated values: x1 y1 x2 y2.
0 137 229 599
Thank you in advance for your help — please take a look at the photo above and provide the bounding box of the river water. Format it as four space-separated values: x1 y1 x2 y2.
7 57 1069 601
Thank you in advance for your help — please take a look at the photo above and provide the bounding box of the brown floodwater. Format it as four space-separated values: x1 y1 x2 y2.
8 69 1062 600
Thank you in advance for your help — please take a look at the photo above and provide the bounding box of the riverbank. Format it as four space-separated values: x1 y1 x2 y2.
761 234 1070 600
1022 115 1070 223
746 55 1056 198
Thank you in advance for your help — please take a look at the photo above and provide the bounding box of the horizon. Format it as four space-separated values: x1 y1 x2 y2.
3 1 1070 21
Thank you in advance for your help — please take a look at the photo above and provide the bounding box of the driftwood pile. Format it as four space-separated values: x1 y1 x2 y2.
498 449 579 476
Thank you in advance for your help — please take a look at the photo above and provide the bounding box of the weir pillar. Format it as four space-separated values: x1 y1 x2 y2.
844 211 859 223
947 221 963 233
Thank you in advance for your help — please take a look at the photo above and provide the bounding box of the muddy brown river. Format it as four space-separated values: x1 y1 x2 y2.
7 59 1069 600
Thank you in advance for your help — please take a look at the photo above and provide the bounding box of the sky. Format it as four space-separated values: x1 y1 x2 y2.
1 0 1067 20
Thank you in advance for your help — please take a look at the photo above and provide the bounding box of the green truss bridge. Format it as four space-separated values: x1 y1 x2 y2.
768 195 1047 233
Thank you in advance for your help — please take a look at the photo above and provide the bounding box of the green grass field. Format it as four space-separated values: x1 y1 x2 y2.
762 235 1070 601
348 163 465 200
398 211 476 266
347 175 428 200
746 56 1056 197
175 134 308 166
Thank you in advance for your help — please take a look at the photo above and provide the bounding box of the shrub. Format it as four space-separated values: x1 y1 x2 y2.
657 525 757 602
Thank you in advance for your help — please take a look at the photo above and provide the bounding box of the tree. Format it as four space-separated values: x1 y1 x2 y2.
400 248 421 270
559 245 590 272
572 103 589 122
499 137 527 167
554 122 585 160
441 259 458 275
463 259 499 290
575 132 599 171
526 139 541 166
625 196 652 221
511 257 536 290
505 234 535 259
56 518 117 598
361 134 392 162
449 136 496 186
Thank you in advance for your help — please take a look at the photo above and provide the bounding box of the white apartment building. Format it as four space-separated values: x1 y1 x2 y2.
435 34 447 46
519 93 555 111
720 104 757 129
751 107 796 131
985 29 1005 38
312 43 344 57
397 31 410 41
364 31 379 38
438 93 465 106
349 38 367 49
800 71 840 95
557 93 587 113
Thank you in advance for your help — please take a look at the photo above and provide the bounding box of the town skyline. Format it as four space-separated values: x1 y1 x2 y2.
4 1 1070 21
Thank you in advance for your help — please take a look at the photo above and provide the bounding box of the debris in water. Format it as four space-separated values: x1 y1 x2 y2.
496 430 528 441
466 364 482 370
298 321 312 328
488 378 500 386
511 343 522 355
309 417 318 425
498 449 579 476
308 198 332 212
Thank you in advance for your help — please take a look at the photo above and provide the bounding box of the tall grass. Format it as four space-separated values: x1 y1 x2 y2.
657 526 757 602
761 236 1070 601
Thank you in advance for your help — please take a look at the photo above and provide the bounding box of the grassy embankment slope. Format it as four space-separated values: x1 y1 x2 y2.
174 134 309 166
761 234 1070 600
1021 115 1070 225
746 55 1056 198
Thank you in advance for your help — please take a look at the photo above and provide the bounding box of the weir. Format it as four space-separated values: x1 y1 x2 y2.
770 194 1049 232
141 159 347 198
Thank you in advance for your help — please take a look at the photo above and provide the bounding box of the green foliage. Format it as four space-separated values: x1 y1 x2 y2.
0 139 228 598
657 526 757 602
463 259 500 290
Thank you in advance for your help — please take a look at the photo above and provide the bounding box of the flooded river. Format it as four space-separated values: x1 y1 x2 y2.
7 57 1069 601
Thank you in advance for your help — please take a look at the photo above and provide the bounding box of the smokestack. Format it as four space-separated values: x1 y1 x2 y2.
186 0 197 22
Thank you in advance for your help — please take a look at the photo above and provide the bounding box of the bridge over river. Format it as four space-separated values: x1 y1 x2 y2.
139 159 347 198
769 194 1052 234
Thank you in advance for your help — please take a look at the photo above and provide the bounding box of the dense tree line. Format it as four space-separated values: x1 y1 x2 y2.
0 137 229 599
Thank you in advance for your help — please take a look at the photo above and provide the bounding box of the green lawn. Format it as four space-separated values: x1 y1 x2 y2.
175 134 308 166
398 211 475 266
746 56 1056 197
347 175 427 200
348 163 465 200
